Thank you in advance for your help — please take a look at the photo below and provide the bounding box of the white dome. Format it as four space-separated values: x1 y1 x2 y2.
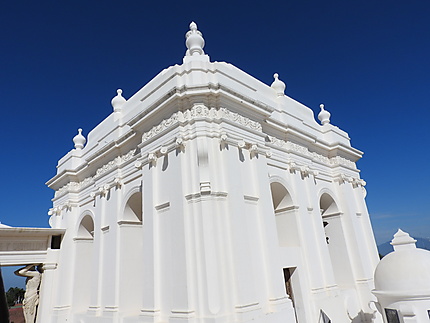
374 229 430 296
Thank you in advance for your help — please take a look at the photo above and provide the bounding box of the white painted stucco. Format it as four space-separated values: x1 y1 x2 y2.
5 22 387 323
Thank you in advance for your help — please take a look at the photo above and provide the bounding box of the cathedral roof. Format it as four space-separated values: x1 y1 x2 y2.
47 22 363 192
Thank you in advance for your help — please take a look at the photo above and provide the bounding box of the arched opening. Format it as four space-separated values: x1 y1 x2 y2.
319 193 353 288
73 213 95 312
270 181 302 322
118 189 143 313
320 193 339 217
123 191 142 222
270 182 299 247
77 214 94 239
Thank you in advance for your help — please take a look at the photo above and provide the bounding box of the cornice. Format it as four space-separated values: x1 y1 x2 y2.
53 149 137 199
267 136 357 170
51 107 361 203
128 82 273 130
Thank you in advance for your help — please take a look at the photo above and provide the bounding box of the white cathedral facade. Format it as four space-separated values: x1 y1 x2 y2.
5 22 428 323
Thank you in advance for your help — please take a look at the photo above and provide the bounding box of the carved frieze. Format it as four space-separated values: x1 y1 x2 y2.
142 113 180 142
267 136 357 169
218 108 262 132
55 149 136 198
141 105 262 143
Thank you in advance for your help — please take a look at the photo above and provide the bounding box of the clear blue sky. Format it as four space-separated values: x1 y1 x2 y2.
1 1 429 288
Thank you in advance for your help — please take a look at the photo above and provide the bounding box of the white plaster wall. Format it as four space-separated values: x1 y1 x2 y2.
40 44 381 322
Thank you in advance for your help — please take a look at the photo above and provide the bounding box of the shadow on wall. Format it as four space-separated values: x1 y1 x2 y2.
351 310 376 323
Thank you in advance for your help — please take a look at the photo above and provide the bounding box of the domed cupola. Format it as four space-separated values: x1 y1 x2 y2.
372 229 430 322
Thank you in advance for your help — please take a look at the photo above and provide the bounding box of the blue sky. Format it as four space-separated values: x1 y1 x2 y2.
1 1 429 288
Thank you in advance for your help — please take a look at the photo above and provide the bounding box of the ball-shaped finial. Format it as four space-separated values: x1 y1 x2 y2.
111 89 127 112
318 104 331 125
271 73 286 97
185 21 205 56
73 128 86 150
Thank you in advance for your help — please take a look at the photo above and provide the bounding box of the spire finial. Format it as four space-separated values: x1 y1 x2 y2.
185 21 205 56
318 104 331 125
271 73 286 97
73 128 86 150
111 89 127 113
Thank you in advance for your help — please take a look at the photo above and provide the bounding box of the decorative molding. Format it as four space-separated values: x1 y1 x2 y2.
185 191 228 202
219 108 262 132
73 237 94 242
117 220 142 226
134 161 143 169
141 308 161 314
48 200 76 217
244 195 259 202
155 202 170 211
148 152 157 166
170 310 196 320
94 149 136 179
235 302 260 310
55 149 135 198
141 104 262 143
175 136 185 150
334 174 366 187
267 136 357 169
275 205 299 214
56 176 94 198
287 161 319 177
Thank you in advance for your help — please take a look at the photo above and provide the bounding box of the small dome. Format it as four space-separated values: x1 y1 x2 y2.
374 230 430 295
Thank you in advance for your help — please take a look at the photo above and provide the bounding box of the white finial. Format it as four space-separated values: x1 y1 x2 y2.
271 73 286 97
391 229 417 251
111 89 127 112
318 104 331 125
73 128 86 150
185 21 205 56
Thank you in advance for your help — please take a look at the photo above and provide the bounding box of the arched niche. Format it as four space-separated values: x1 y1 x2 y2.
76 214 94 240
123 191 143 223
270 182 299 247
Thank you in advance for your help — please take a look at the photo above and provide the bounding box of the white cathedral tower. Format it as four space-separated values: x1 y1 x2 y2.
31 22 382 322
